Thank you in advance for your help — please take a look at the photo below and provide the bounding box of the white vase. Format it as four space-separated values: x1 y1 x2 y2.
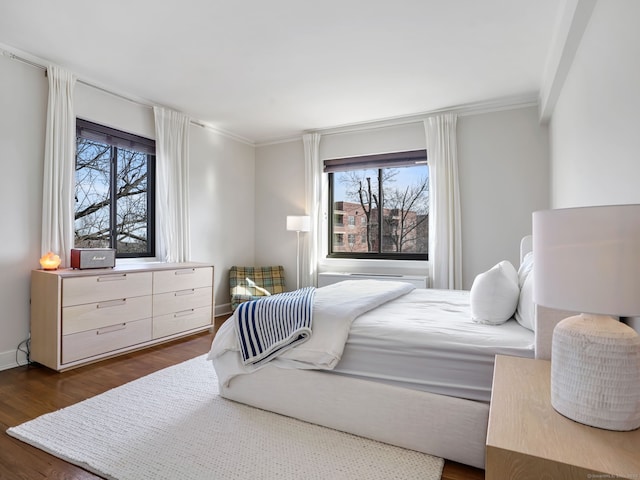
551 313 640 431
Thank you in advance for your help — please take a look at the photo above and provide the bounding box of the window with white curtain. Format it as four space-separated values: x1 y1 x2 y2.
75 118 156 258
325 149 429 261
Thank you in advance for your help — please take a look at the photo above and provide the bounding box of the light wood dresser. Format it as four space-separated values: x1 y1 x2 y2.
30 262 214 371
486 354 640 479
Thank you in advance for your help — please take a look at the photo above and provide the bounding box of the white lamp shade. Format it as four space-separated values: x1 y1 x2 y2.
286 215 310 232
532 204 640 316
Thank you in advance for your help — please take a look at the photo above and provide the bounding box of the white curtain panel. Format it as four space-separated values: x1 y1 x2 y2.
154 106 191 263
41 66 77 268
303 132 322 287
424 113 462 290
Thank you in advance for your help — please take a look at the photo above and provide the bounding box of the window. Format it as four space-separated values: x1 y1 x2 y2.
75 119 156 258
326 150 429 260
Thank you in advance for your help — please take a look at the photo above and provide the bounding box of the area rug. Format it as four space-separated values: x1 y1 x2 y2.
7 355 444 480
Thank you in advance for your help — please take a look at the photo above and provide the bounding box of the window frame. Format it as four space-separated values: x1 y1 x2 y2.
326 150 428 261
75 118 156 259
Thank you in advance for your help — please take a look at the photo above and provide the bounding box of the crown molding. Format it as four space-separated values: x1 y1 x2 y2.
190 120 255 146
255 93 539 147
315 94 539 137
2 41 541 149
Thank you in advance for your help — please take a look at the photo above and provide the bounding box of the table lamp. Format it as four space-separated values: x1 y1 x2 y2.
286 215 310 290
533 204 640 431
39 251 62 270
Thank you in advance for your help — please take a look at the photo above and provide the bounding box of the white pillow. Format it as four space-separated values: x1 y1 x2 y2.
517 251 534 288
515 270 535 331
470 260 519 325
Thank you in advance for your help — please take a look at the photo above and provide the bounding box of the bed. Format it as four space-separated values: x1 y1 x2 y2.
207 237 568 469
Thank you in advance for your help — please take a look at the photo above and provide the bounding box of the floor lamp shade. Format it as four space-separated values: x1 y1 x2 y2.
286 215 310 289
286 215 311 233
533 204 640 431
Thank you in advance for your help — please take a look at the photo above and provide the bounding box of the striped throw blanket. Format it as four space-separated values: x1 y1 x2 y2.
235 287 316 366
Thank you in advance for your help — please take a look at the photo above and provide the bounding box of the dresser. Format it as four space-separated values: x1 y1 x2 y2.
30 262 214 371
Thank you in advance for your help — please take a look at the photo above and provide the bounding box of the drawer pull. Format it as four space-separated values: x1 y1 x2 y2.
174 289 195 297
97 274 127 282
96 323 127 335
97 299 127 309
174 309 195 318
174 269 196 276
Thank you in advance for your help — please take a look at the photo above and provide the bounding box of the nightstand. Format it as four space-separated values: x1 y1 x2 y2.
486 355 640 479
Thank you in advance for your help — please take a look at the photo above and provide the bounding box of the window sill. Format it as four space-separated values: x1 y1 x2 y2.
116 257 162 267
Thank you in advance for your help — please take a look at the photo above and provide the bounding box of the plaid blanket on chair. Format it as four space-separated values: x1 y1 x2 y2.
235 287 315 365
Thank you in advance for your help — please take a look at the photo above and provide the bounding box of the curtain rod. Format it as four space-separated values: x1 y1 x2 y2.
2 48 255 145
3 49 157 110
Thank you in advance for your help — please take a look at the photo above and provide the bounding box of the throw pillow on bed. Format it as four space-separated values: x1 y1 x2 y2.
515 252 535 331
470 260 519 325
515 270 535 330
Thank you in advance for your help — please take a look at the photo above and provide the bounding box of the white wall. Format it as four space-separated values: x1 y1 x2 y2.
0 56 47 370
320 123 426 159
0 56 255 370
254 139 305 290
76 83 155 139
458 107 549 288
549 0 640 207
190 124 256 308
255 106 550 290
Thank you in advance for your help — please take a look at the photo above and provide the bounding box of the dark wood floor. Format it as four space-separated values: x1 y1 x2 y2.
0 316 484 480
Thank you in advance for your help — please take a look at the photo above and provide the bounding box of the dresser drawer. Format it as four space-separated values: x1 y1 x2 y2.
152 286 212 317
62 272 153 307
152 305 212 339
153 267 212 295
62 295 152 335
62 317 152 364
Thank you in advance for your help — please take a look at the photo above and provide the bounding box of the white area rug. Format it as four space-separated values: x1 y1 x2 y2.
7 355 444 480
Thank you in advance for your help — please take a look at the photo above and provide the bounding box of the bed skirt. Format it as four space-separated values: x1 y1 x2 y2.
218 361 489 469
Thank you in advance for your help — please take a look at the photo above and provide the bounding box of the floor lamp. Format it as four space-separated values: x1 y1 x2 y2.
286 215 310 290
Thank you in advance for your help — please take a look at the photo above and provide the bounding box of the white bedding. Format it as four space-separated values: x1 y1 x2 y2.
332 288 535 402
210 281 534 403
208 280 415 386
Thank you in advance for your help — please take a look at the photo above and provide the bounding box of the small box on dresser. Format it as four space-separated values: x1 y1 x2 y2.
30 262 214 371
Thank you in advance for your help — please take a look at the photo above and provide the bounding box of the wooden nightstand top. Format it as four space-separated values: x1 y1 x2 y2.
486 355 640 479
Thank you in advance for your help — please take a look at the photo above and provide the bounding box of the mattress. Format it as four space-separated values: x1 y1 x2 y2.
331 288 535 402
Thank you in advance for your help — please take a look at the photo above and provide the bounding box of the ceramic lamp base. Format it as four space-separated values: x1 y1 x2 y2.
551 314 640 431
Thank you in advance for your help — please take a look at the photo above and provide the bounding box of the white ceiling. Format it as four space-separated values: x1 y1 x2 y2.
0 0 562 144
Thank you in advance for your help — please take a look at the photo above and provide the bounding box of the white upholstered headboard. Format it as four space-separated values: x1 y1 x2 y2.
519 234 576 360
519 235 533 264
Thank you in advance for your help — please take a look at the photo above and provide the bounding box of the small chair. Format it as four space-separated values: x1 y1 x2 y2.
229 266 286 311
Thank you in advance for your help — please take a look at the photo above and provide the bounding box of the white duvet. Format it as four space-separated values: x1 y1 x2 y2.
208 280 415 386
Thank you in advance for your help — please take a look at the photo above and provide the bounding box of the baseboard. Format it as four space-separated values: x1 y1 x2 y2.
215 303 232 318
0 348 25 372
